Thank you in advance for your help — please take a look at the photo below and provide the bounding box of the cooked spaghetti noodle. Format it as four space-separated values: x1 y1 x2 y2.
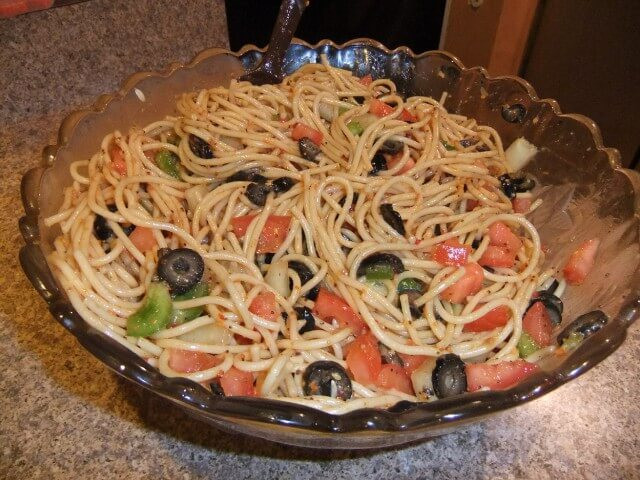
45 57 559 413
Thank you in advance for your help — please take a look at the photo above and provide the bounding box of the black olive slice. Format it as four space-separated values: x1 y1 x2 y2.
378 342 403 366
93 215 113 240
295 306 316 334
514 176 535 192
157 248 205 294
545 279 560 294
302 361 352 400
379 139 404 154
459 137 478 148
288 261 319 300
188 134 214 159
245 182 270 206
298 137 321 162
526 292 563 326
380 203 405 235
209 379 225 396
369 152 388 176
499 174 517 199
226 169 267 184
271 177 296 193
557 310 608 345
353 96 365 105
356 253 405 277
432 354 467 398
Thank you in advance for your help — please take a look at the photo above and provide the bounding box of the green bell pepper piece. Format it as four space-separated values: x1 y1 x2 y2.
441 140 455 151
155 150 180 179
517 332 540 358
127 282 172 337
561 331 584 351
397 278 425 294
347 120 364 136
365 263 394 281
170 281 210 325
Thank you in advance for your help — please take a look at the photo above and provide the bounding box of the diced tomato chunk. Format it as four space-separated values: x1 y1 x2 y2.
512 196 532 214
109 143 127 175
230 215 291 254
291 123 323 145
312 288 368 335
386 152 415 174
345 333 382 386
249 291 279 321
522 301 553 347
129 226 157 253
479 245 517 268
433 239 471 266
562 238 600 285
487 221 522 254
463 305 511 332
359 74 373 86
376 364 414 394
441 263 484 304
399 108 417 122
398 353 429 376
168 349 222 373
466 199 479 211
369 98 395 117
219 367 256 396
466 360 539 391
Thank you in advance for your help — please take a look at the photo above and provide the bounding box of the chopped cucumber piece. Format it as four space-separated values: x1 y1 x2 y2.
517 332 540 358
365 263 394 280
347 120 364 136
170 281 210 325
127 283 172 337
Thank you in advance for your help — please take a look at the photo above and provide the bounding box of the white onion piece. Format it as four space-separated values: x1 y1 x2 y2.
265 260 290 298
411 357 436 401
185 184 209 212
219 135 243 150
318 102 335 122
178 324 233 345
505 137 538 172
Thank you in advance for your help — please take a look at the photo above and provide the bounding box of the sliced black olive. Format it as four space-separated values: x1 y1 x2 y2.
263 253 274 264
188 134 213 159
356 253 405 277
378 342 403 366
525 292 563 326
459 137 478 148
302 361 352 400
546 279 559 294
476 144 490 152
353 96 365 104
499 174 517 199
107 204 118 213
157 248 205 294
471 237 481 249
295 306 315 334
245 182 270 206
380 203 405 235
271 177 296 193
501 103 526 123
298 137 321 162
432 354 467 398
434 224 443 237
513 175 536 192
93 215 113 240
369 152 387 175
209 379 225 396
226 169 267 184
121 224 136 236
379 139 404 154
405 291 423 319
288 261 319 300
557 310 608 345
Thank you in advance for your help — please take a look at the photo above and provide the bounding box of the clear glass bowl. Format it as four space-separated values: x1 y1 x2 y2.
19 39 640 449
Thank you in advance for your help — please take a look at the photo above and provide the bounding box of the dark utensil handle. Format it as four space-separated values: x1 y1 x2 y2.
260 0 309 77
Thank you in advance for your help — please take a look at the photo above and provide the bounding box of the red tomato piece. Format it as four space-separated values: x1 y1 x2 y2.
478 245 517 268
312 288 368 336
487 221 522 254
399 108 417 122
346 333 382 386
522 301 553 347
441 263 484 304
219 367 256 396
512 197 532 214
376 364 414 394
109 143 127 175
386 152 415 174
466 199 479 212
291 123 323 145
562 238 600 285
398 353 429 376
359 74 373 86
129 226 157 253
249 291 279 321
463 305 511 333
433 239 471 266
466 360 540 391
230 215 292 254
168 349 222 373
369 98 395 117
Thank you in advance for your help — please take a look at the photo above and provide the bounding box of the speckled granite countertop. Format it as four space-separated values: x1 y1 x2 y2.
1 1 639 479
